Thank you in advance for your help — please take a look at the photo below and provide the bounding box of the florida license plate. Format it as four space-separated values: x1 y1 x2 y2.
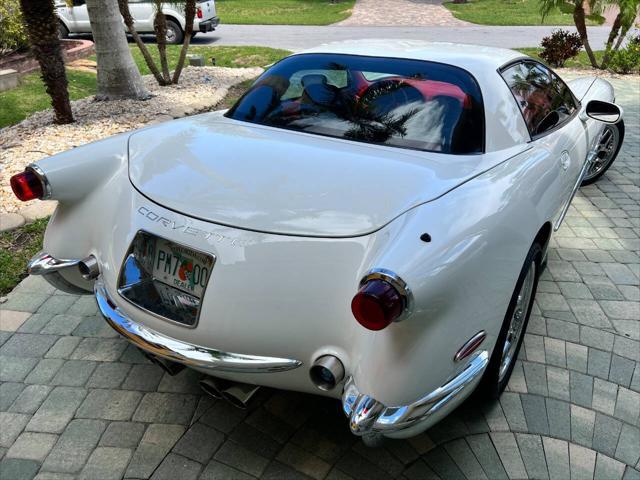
118 231 216 327
151 238 214 299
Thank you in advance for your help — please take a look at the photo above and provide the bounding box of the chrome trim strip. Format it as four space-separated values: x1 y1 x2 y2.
94 277 303 373
343 350 489 435
27 163 51 200
28 251 81 276
359 268 413 321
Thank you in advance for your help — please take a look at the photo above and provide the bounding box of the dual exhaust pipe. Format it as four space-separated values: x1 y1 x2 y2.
199 377 260 409
198 355 346 410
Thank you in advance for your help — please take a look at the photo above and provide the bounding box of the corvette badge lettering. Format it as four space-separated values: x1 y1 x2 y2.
137 206 253 247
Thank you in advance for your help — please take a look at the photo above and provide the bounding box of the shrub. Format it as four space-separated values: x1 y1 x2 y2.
539 29 583 68
608 34 640 74
0 0 28 55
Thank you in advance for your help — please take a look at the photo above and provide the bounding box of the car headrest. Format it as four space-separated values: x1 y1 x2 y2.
301 74 328 87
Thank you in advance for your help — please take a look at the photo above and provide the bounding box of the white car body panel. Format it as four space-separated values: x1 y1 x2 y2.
26 41 620 438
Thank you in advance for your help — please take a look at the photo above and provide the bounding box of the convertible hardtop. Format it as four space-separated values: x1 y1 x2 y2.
128 113 528 237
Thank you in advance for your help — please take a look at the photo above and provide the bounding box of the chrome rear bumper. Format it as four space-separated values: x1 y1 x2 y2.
94 277 303 374
27 251 91 295
342 350 489 438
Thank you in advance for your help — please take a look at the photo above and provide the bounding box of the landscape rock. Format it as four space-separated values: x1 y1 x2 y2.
0 66 262 215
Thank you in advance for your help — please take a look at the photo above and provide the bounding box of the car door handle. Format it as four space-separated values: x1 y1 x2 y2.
560 151 571 171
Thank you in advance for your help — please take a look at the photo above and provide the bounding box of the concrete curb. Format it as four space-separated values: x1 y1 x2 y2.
0 201 57 233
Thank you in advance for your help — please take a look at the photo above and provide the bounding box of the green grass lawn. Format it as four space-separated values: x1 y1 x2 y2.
215 0 355 25
129 45 290 74
0 70 96 128
0 45 290 129
517 48 604 69
0 217 48 296
444 0 604 26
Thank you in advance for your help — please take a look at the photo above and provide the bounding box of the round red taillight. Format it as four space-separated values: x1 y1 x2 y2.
351 279 405 331
10 170 44 202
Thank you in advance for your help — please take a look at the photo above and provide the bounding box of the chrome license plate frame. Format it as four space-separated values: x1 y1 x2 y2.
117 230 216 328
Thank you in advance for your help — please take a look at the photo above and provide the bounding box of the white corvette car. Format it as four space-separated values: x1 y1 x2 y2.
10 41 624 443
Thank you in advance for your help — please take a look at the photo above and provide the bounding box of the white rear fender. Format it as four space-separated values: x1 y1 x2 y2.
34 132 130 204
32 133 131 293
349 146 554 408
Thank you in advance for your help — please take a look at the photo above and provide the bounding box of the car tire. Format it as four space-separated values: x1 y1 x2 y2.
479 242 542 399
164 19 183 45
59 22 69 39
581 120 625 186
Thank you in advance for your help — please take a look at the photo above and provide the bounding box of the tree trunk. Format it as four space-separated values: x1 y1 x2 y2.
19 0 73 124
601 11 623 68
172 0 196 84
153 1 171 83
613 24 630 51
85 0 149 100
117 0 167 86
573 1 599 68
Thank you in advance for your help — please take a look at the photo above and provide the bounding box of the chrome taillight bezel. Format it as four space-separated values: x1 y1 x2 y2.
27 163 52 200
352 268 413 330
359 268 412 319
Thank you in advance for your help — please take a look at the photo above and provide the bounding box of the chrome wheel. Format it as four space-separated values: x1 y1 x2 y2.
498 261 536 382
584 125 620 182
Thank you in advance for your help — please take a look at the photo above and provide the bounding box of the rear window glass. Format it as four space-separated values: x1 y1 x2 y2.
226 53 485 154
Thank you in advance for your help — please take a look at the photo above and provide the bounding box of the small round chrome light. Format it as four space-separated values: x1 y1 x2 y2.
310 355 345 391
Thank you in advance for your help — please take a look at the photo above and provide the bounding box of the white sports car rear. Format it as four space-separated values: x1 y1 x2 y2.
10 41 624 443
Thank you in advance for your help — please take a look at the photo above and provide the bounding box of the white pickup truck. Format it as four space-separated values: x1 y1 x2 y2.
56 0 220 44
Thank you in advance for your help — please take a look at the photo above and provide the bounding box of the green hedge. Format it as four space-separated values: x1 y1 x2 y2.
0 0 28 54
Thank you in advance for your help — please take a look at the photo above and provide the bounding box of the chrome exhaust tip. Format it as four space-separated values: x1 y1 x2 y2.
220 382 260 409
310 355 345 391
199 377 231 399
79 255 100 280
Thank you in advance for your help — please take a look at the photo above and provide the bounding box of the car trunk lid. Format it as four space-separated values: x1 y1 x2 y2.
128 113 524 237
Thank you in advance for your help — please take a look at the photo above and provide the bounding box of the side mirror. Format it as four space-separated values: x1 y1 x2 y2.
584 100 622 124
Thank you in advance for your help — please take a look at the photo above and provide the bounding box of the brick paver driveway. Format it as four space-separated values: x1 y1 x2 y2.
1 77 638 480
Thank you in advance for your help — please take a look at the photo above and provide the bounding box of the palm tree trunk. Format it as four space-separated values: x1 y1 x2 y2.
153 1 171 83
601 11 623 68
117 0 167 86
172 0 196 84
613 24 630 50
85 0 150 100
19 0 73 124
574 0 600 68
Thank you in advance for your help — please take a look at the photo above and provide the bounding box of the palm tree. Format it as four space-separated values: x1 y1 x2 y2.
172 0 196 83
118 0 197 86
85 0 150 100
153 0 172 84
117 0 167 86
540 0 640 69
19 0 73 124
601 0 640 67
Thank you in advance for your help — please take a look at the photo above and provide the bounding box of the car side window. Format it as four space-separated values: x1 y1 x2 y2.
501 61 577 138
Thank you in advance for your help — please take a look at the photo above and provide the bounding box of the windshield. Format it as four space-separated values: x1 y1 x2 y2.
226 53 485 154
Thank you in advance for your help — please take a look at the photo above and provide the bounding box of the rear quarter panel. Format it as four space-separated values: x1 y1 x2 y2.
352 143 564 407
